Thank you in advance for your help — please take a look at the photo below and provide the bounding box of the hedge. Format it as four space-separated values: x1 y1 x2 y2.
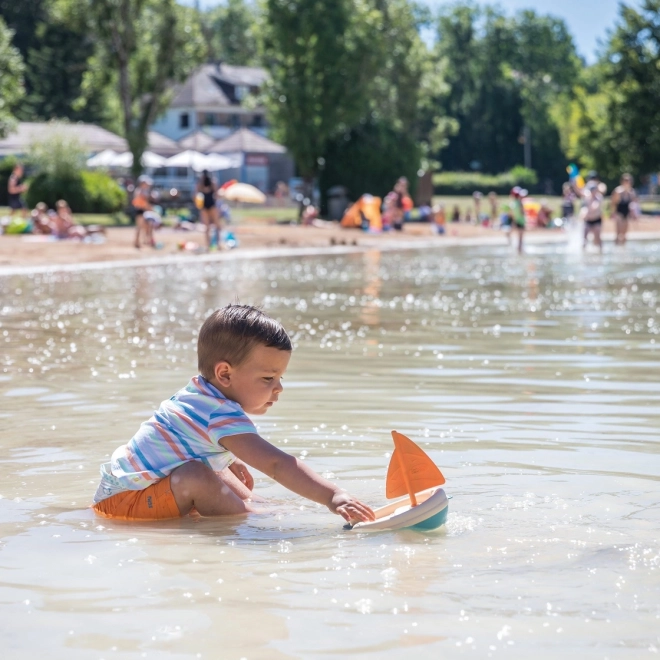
432 166 539 196
25 170 126 213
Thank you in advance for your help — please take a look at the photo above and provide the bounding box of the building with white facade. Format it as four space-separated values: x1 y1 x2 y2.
150 63 269 143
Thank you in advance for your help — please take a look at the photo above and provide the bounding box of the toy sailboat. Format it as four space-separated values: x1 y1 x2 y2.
348 431 449 531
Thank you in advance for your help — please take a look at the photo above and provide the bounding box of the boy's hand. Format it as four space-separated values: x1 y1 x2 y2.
229 459 254 490
328 490 375 523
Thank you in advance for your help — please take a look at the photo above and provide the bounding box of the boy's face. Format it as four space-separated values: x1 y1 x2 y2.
214 345 291 415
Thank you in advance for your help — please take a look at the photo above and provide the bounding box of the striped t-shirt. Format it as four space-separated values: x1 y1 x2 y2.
93 376 257 503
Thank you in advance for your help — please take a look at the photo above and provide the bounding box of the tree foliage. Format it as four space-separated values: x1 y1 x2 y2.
206 0 260 66
0 17 24 138
0 1 103 124
57 0 204 177
263 0 387 180
263 0 456 203
318 0 455 201
434 4 579 189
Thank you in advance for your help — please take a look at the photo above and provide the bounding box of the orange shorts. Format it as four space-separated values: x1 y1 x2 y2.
92 475 181 521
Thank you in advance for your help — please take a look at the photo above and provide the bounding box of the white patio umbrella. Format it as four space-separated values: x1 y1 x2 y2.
108 150 167 168
165 150 239 172
202 152 242 172
141 151 168 168
164 150 209 171
86 149 118 167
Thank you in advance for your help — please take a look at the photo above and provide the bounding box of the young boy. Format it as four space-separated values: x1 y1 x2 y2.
92 305 374 524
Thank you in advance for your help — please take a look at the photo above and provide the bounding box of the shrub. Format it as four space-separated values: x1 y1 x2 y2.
29 124 87 180
80 171 126 213
432 167 539 196
26 172 86 210
26 171 125 213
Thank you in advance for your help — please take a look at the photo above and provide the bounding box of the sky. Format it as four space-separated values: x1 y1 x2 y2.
187 0 631 64
426 0 626 63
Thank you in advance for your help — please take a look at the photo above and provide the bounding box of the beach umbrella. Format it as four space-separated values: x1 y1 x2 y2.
86 149 118 167
221 182 267 204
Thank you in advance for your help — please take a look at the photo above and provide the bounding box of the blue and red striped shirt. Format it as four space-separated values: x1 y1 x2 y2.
93 376 257 503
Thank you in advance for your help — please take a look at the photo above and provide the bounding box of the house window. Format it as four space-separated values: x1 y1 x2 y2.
250 115 263 128
179 112 189 129
205 113 216 126
231 114 240 128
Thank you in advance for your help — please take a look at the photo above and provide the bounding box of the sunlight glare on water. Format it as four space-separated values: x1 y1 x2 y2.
1 243 659 659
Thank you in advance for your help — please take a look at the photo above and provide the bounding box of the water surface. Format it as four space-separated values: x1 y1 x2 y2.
1 243 659 659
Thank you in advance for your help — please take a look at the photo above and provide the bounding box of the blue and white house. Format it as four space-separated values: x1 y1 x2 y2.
150 63 269 143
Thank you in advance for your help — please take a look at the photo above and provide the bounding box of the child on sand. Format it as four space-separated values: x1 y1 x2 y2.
92 305 375 524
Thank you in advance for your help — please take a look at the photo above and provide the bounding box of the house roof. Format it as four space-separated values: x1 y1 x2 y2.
169 63 268 110
177 129 217 152
147 130 179 155
0 121 127 155
210 128 286 154
215 63 268 88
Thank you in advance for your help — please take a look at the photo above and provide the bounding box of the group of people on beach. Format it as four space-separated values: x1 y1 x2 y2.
132 170 229 250
565 171 638 252
5 162 104 239
436 171 638 254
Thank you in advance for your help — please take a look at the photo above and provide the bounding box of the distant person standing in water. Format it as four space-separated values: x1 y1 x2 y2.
510 187 527 254
196 169 221 248
7 163 28 217
611 173 637 246
580 173 605 253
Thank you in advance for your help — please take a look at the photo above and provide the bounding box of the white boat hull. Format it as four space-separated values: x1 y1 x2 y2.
350 487 448 531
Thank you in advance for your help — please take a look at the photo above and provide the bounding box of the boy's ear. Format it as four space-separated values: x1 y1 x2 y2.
213 361 232 386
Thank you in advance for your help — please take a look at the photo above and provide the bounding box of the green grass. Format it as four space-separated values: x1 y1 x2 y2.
431 194 564 219
230 206 298 224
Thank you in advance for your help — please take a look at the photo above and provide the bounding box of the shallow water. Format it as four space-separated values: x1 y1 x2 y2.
1 243 659 659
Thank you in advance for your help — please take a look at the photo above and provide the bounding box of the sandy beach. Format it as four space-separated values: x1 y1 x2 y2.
1 216 659 272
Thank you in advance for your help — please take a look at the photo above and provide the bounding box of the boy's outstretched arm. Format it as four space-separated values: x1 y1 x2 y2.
220 433 375 523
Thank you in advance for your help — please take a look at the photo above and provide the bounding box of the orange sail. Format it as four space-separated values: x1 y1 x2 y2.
386 431 445 506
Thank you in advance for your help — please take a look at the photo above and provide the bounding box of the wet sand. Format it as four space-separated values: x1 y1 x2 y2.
1 216 659 271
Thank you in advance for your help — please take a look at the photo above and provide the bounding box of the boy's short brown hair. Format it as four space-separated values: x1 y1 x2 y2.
198 305 292 379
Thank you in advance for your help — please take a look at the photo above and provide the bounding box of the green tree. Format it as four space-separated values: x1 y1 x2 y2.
434 3 580 189
59 0 204 178
0 1 104 124
0 0 44 62
592 0 660 177
319 0 454 200
435 5 524 174
262 0 383 181
206 0 261 66
0 17 24 138
24 21 99 122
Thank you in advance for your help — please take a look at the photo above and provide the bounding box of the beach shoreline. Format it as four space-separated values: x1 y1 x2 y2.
1 218 659 276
